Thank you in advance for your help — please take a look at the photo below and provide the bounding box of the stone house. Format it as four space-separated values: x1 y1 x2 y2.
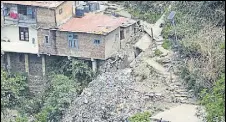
57 13 137 60
1 1 138 76
1 1 74 76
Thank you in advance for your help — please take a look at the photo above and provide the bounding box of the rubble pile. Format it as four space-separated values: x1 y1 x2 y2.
62 68 151 122
62 11 198 121
63 65 196 122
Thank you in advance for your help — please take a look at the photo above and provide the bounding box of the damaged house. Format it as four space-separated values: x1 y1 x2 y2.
1 1 138 93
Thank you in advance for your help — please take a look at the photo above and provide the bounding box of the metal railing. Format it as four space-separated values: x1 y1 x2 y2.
4 14 36 24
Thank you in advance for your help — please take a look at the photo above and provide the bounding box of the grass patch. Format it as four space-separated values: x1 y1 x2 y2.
162 39 172 49
154 49 163 56
128 111 151 122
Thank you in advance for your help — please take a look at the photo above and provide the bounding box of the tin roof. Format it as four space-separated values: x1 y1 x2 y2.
1 1 64 8
59 13 136 35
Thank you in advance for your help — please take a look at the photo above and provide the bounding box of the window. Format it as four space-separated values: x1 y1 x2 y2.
18 5 27 15
59 8 63 14
68 33 78 49
94 39 100 44
45 35 49 43
19 27 29 41
120 30 124 40
69 40 75 48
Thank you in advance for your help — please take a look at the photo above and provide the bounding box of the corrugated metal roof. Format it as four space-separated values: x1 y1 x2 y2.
1 1 64 8
59 13 134 35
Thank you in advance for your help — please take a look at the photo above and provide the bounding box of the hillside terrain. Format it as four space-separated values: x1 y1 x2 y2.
1 1 225 122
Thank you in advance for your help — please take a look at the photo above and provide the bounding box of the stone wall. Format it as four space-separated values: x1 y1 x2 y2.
36 7 56 29
122 24 136 40
38 29 57 55
1 55 6 69
10 53 26 73
29 54 42 76
56 31 105 59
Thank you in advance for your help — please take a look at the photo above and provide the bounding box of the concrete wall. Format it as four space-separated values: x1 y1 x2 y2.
36 7 56 28
56 31 105 59
122 24 135 39
1 25 38 54
105 27 121 59
55 1 73 26
38 29 57 55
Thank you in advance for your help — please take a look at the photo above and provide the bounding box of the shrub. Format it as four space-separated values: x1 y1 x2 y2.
200 74 225 122
128 111 151 122
154 49 163 56
1 69 28 112
15 116 28 122
162 39 172 49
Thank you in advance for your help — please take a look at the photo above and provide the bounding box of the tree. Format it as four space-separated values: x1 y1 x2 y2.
35 74 78 121
1 69 28 112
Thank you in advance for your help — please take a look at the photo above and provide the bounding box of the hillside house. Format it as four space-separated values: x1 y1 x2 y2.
1 1 76 80
57 13 137 60
1 1 74 54
1 1 138 77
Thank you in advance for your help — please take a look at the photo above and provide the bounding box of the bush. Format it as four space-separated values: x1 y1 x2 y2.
128 111 151 122
162 39 172 49
154 49 163 56
34 74 78 121
200 74 225 122
1 69 29 112
15 116 28 122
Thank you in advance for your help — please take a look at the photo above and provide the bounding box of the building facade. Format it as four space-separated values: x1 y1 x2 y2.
1 1 138 93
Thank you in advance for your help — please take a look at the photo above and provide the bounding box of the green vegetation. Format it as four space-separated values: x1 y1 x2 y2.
1 69 28 112
200 74 225 122
154 49 163 56
35 74 78 121
128 111 151 122
124 1 225 121
1 58 94 121
162 39 172 49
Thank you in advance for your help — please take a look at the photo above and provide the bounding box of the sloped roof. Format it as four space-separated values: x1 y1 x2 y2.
1 1 64 8
59 13 136 35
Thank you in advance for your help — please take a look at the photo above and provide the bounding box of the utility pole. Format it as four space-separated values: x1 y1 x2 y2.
167 11 177 49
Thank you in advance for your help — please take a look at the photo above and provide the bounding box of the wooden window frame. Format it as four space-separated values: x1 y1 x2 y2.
19 27 29 41
68 33 78 48
94 39 100 44
44 35 49 44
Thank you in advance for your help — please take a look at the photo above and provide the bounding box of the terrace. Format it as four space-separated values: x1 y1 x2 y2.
2 3 36 25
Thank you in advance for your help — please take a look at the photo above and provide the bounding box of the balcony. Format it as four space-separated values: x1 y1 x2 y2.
2 4 36 25
4 14 36 25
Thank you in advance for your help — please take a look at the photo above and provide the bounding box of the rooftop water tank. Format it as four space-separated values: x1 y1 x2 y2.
88 3 96 12
76 6 84 17
84 5 89 13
